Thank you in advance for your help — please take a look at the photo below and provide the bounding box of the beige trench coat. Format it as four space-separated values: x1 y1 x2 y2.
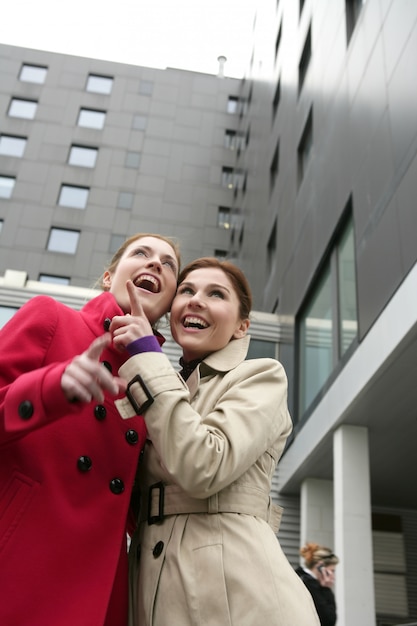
116 336 319 626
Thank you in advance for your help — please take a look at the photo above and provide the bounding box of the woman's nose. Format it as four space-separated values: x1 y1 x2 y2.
146 256 162 272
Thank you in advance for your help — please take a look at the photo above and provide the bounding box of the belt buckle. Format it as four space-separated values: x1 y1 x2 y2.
148 481 165 525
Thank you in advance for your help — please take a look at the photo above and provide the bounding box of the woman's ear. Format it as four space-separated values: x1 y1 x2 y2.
233 318 250 339
102 271 112 290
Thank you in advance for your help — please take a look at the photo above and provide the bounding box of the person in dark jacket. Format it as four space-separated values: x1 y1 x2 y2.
296 542 339 626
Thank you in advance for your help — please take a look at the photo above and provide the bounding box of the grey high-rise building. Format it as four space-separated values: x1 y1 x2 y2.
1 1 417 624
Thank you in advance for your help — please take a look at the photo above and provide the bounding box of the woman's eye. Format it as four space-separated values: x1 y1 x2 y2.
178 286 193 295
134 249 146 257
162 259 176 271
210 290 224 299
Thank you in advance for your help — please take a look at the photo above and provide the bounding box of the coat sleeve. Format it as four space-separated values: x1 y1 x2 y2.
117 351 292 497
0 297 78 445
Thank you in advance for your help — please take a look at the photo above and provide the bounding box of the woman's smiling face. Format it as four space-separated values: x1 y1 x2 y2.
170 266 249 362
102 236 179 325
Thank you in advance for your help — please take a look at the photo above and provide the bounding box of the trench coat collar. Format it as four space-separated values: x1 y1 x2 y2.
185 334 251 398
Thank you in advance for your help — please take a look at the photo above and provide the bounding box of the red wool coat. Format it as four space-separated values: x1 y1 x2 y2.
0 292 148 626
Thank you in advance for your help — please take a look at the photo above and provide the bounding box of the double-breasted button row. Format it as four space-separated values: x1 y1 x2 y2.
76 457 125 494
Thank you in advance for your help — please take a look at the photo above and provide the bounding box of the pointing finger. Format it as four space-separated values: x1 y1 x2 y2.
85 333 112 361
127 280 145 317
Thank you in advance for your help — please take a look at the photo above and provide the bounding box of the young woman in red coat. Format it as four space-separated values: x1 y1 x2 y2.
0 233 180 626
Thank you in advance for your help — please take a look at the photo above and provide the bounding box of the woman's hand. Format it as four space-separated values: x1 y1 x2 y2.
317 564 335 588
111 280 154 350
61 333 126 403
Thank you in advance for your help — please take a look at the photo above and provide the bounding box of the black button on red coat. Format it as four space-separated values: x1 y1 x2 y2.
125 429 139 445
18 400 34 419
109 478 124 494
77 456 92 472
94 405 107 420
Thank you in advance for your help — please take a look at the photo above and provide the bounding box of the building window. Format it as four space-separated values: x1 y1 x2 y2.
0 175 16 199
270 141 280 192
117 191 134 210
297 211 357 415
217 206 231 229
8 98 38 120
272 77 281 119
19 64 47 84
0 306 18 328
247 339 277 360
132 114 147 131
214 249 228 260
47 228 80 254
39 274 70 285
300 0 306 16
224 130 245 151
125 151 141 168
110 234 126 254
346 0 366 44
227 96 239 114
68 145 98 168
298 108 313 186
77 108 106 129
86 74 113 94
58 185 89 209
275 22 283 61
139 80 153 95
298 25 312 95
0 135 27 158
221 167 234 188
0 218 3 232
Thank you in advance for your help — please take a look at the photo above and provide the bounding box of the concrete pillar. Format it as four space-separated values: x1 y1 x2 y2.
300 477 334 556
334 425 375 626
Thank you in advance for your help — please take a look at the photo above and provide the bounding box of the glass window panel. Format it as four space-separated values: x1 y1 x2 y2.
118 192 134 209
227 96 239 114
0 135 27 157
86 74 113 94
110 234 125 254
221 167 234 188
39 274 70 285
217 206 231 229
0 306 18 328
8 98 37 119
132 115 147 130
246 340 277 360
299 263 333 413
338 219 358 355
139 80 153 95
125 151 141 168
19 64 47 84
69 146 98 168
0 176 16 199
0 219 3 232
58 185 89 209
78 109 106 129
47 228 80 254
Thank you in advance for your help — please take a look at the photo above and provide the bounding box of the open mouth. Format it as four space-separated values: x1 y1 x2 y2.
133 274 160 293
183 316 208 329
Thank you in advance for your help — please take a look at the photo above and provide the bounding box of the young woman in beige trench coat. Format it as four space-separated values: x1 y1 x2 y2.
113 257 320 626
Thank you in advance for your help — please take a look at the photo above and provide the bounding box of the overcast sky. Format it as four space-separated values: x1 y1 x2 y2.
1 0 257 78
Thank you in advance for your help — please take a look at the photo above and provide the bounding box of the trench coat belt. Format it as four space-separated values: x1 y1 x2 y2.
141 482 283 534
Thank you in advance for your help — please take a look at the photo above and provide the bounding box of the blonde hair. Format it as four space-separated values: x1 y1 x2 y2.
300 542 339 569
